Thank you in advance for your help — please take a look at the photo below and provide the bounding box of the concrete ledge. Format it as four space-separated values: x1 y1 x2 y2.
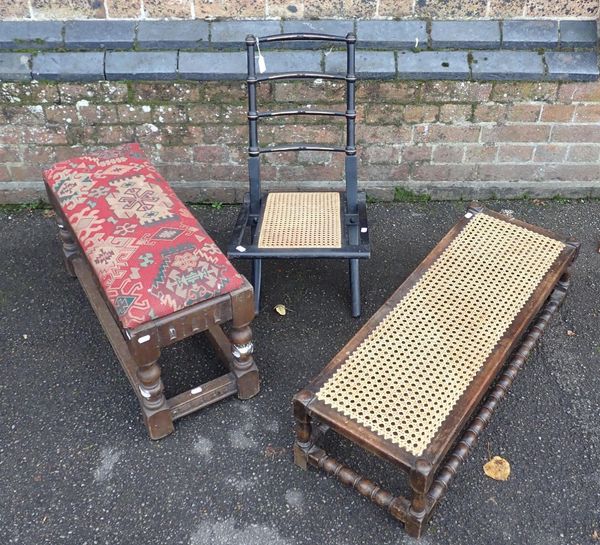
32 52 105 81
398 51 470 80
105 51 178 80
64 20 136 50
471 50 545 81
137 20 209 50
0 53 31 81
546 51 600 81
0 19 596 83
4 179 600 205
0 21 63 50
431 21 501 49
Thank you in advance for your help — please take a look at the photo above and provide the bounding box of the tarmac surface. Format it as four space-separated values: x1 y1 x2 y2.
1 200 599 545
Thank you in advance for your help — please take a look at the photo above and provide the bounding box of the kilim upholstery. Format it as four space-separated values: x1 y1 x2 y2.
43 143 243 330
44 143 259 440
293 204 578 538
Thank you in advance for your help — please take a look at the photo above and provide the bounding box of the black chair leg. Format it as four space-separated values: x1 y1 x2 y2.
349 258 360 318
252 258 262 315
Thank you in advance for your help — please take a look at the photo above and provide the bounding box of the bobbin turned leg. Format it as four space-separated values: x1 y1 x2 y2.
229 287 259 399
56 217 78 277
293 390 314 470
129 339 174 440
135 355 174 440
406 458 433 538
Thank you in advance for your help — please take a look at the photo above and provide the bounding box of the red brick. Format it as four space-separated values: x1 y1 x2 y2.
473 103 508 123
58 82 129 104
421 81 492 103
117 105 153 124
360 164 410 181
0 146 21 163
506 104 541 123
153 105 188 124
566 145 600 163
363 145 401 164
497 145 534 163
153 145 194 163
200 124 246 145
464 144 497 163
9 164 48 180
263 151 300 166
431 145 464 163
274 81 345 103
0 105 46 125
0 125 67 145
439 104 471 123
534 144 568 163
77 105 119 124
0 82 60 105
275 163 344 181
187 104 223 123
414 125 480 144
144 0 191 18
573 105 600 123
411 164 478 182
44 105 79 124
132 82 201 103
542 164 599 181
403 105 438 124
478 164 543 181
193 145 229 163
540 104 575 122
357 81 419 103
551 125 600 143
94 125 135 144
261 124 342 146
481 125 550 143
401 145 433 163
21 146 57 164
357 125 412 145
365 104 404 124
558 81 600 103
491 82 558 103
0 166 10 182
220 104 248 125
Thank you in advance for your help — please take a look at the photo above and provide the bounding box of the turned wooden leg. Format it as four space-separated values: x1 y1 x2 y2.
136 356 174 440
229 323 259 399
406 458 433 538
293 390 314 470
56 218 78 278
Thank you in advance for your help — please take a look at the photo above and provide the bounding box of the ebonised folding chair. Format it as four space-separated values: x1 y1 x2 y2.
227 32 370 317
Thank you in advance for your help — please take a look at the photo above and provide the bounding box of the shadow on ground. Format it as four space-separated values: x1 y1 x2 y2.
1 201 599 545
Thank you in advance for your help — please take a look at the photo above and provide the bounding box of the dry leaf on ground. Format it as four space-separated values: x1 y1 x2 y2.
592 530 599 541
274 304 287 316
483 456 510 481
566 329 576 336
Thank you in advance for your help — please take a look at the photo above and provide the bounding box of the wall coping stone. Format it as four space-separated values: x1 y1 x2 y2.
64 20 136 50
0 19 596 83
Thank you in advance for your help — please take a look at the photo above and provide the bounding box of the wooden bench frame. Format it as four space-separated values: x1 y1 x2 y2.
293 204 579 537
46 186 260 440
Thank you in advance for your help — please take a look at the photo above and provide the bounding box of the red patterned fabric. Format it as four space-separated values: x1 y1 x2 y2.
44 143 244 330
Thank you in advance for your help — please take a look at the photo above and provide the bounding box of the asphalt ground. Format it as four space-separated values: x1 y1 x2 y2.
1 201 599 545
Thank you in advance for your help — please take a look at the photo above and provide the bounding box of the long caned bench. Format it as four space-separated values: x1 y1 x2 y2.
293 204 578 537
44 143 259 439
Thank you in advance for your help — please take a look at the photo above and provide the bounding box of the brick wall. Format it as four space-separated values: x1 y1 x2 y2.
0 0 598 20
2 79 600 203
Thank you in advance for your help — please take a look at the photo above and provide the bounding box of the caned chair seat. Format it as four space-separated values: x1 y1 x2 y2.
257 192 342 249
293 205 578 537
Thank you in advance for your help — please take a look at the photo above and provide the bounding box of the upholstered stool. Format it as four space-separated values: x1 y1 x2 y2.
44 143 259 439
293 204 578 537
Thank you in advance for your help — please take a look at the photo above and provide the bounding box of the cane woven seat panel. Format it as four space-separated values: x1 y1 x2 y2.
257 192 342 249
315 213 565 457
